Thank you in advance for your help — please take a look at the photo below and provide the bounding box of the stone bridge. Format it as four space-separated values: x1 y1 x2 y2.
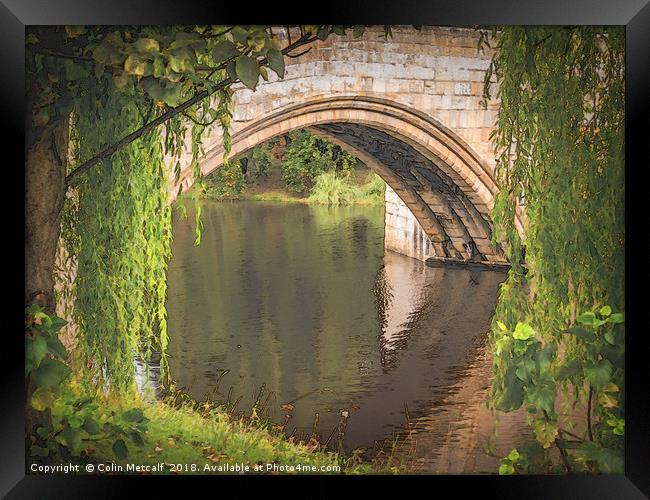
173 26 520 264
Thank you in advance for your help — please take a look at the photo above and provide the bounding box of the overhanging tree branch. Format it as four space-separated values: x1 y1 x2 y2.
65 33 318 188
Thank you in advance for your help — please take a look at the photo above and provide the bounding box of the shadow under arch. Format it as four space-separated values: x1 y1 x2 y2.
179 96 517 262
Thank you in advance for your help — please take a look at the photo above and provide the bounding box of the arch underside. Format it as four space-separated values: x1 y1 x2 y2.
181 97 509 263
311 123 503 262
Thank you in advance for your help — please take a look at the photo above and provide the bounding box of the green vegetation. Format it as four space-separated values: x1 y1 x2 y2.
25 25 389 475
27 305 397 474
200 130 385 205
482 26 625 474
281 130 357 193
308 171 385 206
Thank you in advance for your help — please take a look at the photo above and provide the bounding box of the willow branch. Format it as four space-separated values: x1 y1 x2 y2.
65 33 316 188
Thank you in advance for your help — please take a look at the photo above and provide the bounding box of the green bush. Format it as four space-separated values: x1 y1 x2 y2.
204 159 247 199
281 130 357 193
246 142 274 182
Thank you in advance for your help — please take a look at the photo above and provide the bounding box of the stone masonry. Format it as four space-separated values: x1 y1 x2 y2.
172 26 520 262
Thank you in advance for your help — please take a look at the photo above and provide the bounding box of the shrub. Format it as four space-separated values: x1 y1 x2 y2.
204 159 246 199
281 130 357 193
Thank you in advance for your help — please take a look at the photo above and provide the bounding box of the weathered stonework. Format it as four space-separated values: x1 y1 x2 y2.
385 185 436 261
172 26 521 262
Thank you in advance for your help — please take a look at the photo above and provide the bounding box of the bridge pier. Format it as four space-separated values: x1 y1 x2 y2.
384 185 436 262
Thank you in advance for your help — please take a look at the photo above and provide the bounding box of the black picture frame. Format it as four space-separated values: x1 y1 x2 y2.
4 0 648 497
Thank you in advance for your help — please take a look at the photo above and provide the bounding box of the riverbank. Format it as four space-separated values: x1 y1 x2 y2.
46 382 390 475
195 160 385 206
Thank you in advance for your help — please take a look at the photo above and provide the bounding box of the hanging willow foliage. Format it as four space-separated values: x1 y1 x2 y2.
65 74 226 391
483 27 625 473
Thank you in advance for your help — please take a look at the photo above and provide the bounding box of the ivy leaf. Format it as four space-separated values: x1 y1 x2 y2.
112 438 128 459
584 359 613 389
513 322 534 340
31 358 71 390
266 48 285 79
212 41 239 63
235 55 260 90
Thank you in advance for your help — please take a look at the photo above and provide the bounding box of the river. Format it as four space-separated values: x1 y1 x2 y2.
164 200 526 472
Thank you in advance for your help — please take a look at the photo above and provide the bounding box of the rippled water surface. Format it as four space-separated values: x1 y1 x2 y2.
166 201 515 466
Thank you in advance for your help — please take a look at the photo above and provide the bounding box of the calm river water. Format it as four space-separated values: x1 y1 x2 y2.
165 200 518 470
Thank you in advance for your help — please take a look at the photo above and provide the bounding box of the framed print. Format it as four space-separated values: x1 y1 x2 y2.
4 0 649 497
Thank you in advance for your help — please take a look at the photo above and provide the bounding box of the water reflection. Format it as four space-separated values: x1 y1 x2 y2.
162 200 507 459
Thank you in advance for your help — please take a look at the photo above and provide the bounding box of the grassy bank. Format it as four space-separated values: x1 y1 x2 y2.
40 380 391 475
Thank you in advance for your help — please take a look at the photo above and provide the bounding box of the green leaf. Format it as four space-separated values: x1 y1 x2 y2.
46 335 68 360
599 305 612 317
58 424 82 454
63 59 87 81
597 447 624 474
134 38 160 53
26 335 48 373
535 343 556 373
499 462 515 475
212 41 239 63
235 55 260 90
576 312 596 325
112 438 128 459
526 379 556 415
557 360 582 380
31 387 56 411
129 430 144 446
353 26 365 38
317 26 331 41
31 358 71 390
122 408 145 422
584 360 613 389
608 312 624 324
513 322 534 340
496 368 525 412
507 448 520 462
515 357 536 382
230 26 250 44
266 48 285 79
124 54 151 77
563 326 593 340
83 417 101 435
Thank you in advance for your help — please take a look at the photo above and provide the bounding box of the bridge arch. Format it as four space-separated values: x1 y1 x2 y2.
177 96 512 262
